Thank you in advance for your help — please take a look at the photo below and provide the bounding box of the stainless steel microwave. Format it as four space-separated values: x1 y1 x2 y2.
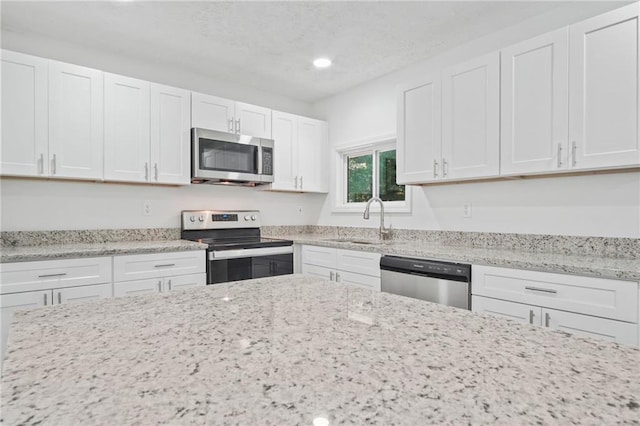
191 128 274 186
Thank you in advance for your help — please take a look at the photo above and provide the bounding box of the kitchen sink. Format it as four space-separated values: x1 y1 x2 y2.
326 238 385 245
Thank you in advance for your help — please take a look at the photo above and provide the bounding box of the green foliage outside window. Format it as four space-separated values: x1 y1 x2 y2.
347 154 372 202
379 150 405 202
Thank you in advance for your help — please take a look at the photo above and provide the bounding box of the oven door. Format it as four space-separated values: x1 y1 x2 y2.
207 246 293 284
192 128 262 181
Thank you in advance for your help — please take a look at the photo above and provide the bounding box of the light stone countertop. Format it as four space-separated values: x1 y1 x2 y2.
1 275 638 425
284 234 640 281
0 239 207 263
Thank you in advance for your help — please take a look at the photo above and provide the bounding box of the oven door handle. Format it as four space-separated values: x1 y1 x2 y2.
209 246 293 260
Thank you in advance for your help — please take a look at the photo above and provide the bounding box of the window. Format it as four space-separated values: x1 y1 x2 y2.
335 139 409 213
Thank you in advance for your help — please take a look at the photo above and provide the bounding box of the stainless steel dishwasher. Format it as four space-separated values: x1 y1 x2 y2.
380 255 471 310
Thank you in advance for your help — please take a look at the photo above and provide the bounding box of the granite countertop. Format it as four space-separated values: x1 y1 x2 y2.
0 240 207 263
282 234 640 281
2 275 638 424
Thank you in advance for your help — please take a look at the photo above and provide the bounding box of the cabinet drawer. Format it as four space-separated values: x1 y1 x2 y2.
113 251 205 282
0 257 112 294
166 273 206 291
301 245 336 268
336 249 381 277
472 265 638 323
301 263 333 280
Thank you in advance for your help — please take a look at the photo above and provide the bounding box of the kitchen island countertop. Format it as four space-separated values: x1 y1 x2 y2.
2 275 638 425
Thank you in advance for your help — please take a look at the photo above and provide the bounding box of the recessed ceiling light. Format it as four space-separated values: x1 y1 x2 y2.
313 58 332 69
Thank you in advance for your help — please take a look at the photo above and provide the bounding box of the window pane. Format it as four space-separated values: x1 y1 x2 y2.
378 150 405 202
347 154 373 202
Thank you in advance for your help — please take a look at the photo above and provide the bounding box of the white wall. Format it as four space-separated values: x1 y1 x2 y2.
313 2 640 238
0 30 325 231
0 178 325 231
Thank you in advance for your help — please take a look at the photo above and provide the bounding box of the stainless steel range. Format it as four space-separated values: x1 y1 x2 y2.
181 210 293 284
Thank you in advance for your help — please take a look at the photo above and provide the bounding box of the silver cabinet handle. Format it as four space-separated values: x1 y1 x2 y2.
154 263 175 268
442 158 448 178
39 153 44 174
433 160 439 178
144 162 149 181
299 176 303 189
335 272 340 282
168 279 172 291
294 176 298 189
228 118 234 133
38 273 67 278
235 119 241 134
525 286 557 294
44 293 48 306
154 163 158 181
329 271 334 281
557 143 563 168
545 312 551 327
51 154 57 175
571 141 577 167
158 280 162 292
57 291 62 304
529 309 534 324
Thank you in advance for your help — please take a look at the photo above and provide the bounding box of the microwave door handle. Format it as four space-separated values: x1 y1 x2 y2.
257 144 263 175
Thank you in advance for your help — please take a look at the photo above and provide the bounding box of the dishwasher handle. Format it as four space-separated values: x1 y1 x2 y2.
380 255 471 282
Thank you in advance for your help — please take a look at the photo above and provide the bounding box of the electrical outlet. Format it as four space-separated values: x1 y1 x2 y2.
297 206 303 214
142 200 152 216
463 203 472 218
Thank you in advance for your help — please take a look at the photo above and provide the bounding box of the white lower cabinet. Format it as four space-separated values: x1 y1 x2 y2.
301 245 381 291
472 265 639 346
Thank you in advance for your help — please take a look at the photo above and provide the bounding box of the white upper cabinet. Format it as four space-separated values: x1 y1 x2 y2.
49 60 103 179
150 83 191 185
270 111 298 190
569 3 640 169
501 29 569 175
396 74 442 184
104 73 151 182
104 76 190 185
442 51 500 180
191 93 272 138
1 50 49 177
268 111 328 193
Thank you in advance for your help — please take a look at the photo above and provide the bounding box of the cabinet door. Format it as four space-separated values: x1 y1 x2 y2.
270 111 298 191
542 308 638 347
396 75 442 183
1 50 49 177
49 60 103 179
235 102 272 138
501 29 569 175
150 83 191 185
336 249 381 278
1 290 49 362
338 271 381 292
569 3 640 169
55 283 112 305
297 117 328 192
104 73 150 182
164 273 206 291
191 92 235 132
442 52 500 179
301 263 334 281
114 278 162 298
472 295 541 325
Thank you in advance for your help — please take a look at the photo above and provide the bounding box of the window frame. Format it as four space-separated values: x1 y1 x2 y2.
333 137 411 214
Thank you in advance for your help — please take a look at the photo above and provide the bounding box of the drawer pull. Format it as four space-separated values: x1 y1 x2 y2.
330 271 335 281
57 292 62 304
158 280 162 291
44 293 48 306
38 273 67 278
529 309 534 324
154 264 176 268
168 280 172 291
525 286 557 294
545 312 551 327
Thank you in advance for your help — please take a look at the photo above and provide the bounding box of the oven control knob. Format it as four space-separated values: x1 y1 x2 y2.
189 216 196 222
244 215 250 221
198 215 205 222
251 215 257 221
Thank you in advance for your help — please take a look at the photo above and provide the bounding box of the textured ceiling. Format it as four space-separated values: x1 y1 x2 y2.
0 1 627 103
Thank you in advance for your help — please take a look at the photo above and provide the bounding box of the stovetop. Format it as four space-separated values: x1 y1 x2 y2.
192 236 293 251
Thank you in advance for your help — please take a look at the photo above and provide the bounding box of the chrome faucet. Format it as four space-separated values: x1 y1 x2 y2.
363 197 389 240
